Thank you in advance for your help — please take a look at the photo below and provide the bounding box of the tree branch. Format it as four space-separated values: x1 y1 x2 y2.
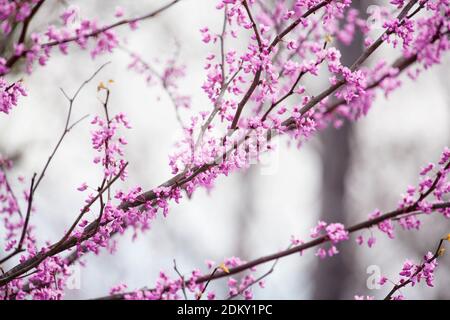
384 237 446 300
94 199 450 300
3 0 181 73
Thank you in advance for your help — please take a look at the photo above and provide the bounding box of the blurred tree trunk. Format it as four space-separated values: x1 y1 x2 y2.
235 167 256 261
312 1 369 299
231 168 256 300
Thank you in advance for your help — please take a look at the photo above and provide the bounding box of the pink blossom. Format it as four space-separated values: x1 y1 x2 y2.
77 182 88 192
325 223 349 244
115 6 124 18
367 236 376 248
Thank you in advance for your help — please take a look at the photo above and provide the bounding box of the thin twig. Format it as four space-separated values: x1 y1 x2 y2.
230 1 263 129
0 163 128 286
3 1 181 73
120 45 185 128
33 62 110 193
384 237 446 300
173 259 188 300
227 245 291 300
197 267 219 300
4 0 46 70
261 55 326 121
95 200 450 300
268 0 332 51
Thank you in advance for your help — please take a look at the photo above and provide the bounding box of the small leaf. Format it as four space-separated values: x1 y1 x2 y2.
438 248 445 256
97 82 107 91
219 263 230 274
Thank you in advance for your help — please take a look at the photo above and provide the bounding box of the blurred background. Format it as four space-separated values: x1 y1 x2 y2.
0 0 449 299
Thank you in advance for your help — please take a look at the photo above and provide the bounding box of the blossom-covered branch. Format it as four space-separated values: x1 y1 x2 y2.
95 200 450 300
1 0 449 300
1 0 181 74
70 0 449 270
382 236 448 300
94 150 449 299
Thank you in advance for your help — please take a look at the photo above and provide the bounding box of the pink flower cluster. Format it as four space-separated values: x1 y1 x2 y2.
23 10 120 73
0 156 25 240
397 148 450 229
310 221 349 258
1 160 71 299
110 256 261 300
0 0 39 34
398 253 438 288
91 112 130 180
355 148 449 249
378 250 440 300
0 78 26 114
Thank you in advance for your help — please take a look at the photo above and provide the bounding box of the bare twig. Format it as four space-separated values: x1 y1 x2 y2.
33 62 110 193
261 54 326 121
197 267 219 300
120 45 185 128
268 0 332 51
173 259 188 300
219 6 228 86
